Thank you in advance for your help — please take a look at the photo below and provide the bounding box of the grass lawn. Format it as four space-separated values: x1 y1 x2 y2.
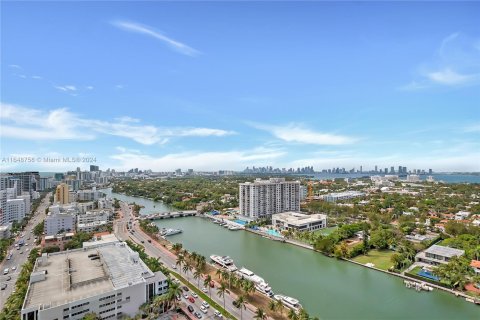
352 249 395 271
315 226 338 236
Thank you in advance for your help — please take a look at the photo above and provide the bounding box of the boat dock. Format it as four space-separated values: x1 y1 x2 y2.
138 210 197 220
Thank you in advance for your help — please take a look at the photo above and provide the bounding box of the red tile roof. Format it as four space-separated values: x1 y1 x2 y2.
470 260 480 268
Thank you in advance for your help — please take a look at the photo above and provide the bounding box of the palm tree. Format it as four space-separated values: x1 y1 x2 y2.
176 254 185 269
229 271 237 290
275 299 285 315
298 308 310 320
221 270 230 284
164 280 182 310
217 282 227 311
183 260 193 277
190 251 199 264
268 299 277 312
193 269 203 287
172 243 182 255
235 295 247 320
197 255 207 269
254 308 267 320
215 268 223 280
204 274 213 298
288 308 298 320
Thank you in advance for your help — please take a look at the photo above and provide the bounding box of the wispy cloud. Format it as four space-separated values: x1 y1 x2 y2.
401 33 480 90
249 122 356 145
464 123 480 133
8 64 22 69
0 102 235 145
111 20 200 56
54 85 77 92
426 68 478 85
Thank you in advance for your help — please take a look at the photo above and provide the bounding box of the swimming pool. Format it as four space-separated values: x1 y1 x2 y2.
234 219 247 225
417 269 440 281
267 229 282 237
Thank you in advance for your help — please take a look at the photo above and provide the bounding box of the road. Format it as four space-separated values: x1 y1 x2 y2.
115 202 257 320
0 193 51 310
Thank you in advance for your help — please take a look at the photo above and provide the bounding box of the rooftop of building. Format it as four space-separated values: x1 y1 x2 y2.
423 244 465 257
23 241 161 310
272 211 327 225
240 178 299 185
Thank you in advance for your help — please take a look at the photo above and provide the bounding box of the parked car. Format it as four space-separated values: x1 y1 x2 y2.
194 311 203 319
202 301 210 308
233 300 240 308
200 305 208 314
1 284 7 290
182 286 189 292
191 292 198 298
183 293 189 299
213 310 223 318
201 286 208 293
187 305 194 313
188 296 195 303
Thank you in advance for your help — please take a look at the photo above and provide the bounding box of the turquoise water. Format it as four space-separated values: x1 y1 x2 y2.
234 219 247 225
267 229 282 237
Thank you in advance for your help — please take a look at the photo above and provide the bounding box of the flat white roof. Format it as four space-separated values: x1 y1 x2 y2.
272 211 326 226
425 245 464 257
23 241 160 310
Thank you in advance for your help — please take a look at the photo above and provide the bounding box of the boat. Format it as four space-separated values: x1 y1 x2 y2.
274 294 302 312
228 225 243 231
403 280 433 292
160 228 182 236
255 282 274 297
210 255 237 271
213 220 220 224
236 267 270 287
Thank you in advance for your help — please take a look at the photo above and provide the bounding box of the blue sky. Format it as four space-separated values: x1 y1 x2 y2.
1 2 480 172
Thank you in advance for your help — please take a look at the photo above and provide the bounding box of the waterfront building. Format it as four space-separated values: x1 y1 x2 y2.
21 241 169 320
239 178 300 219
470 260 480 275
455 211 470 220
55 183 70 204
77 188 104 202
415 245 465 266
272 211 327 232
321 191 365 202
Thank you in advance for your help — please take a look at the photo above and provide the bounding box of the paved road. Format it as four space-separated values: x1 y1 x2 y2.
0 193 51 310
114 202 257 320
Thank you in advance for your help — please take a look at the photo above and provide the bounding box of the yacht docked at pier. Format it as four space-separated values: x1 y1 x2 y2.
274 294 303 312
210 255 237 271
236 267 273 296
160 228 182 236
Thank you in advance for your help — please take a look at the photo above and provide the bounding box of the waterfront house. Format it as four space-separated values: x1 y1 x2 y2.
272 211 327 232
470 260 480 274
415 245 465 266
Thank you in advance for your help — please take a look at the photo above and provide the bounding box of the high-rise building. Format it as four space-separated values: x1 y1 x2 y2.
429 169 433 174
90 165 100 172
239 178 300 219
390 166 395 174
55 183 70 204
374 165 378 173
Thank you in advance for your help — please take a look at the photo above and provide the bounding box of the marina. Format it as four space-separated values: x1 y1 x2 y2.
111 191 480 319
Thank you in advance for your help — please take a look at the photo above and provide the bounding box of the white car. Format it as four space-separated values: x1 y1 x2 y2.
201 286 208 293
183 293 189 299
213 310 223 318
191 292 198 298
200 305 208 314
202 301 210 308
11 266 16 271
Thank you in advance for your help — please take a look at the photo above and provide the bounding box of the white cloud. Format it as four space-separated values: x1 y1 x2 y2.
0 102 235 144
110 147 285 171
85 86 94 90
54 85 77 92
250 122 356 145
111 20 200 56
8 64 22 69
426 68 477 85
402 33 480 89
31 75 43 80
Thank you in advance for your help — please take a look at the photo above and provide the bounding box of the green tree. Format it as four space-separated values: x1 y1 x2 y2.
254 308 267 320
217 282 227 311
204 274 213 298
235 295 247 320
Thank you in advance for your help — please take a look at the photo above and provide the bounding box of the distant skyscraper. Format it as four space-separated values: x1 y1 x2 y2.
360 166 363 173
390 166 395 174
429 169 433 174
375 165 378 173
90 165 99 172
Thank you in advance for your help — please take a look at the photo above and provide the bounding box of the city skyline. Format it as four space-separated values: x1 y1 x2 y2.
1 2 480 172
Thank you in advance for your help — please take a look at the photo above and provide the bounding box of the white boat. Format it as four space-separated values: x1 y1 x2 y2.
274 294 302 312
236 267 270 287
160 228 182 236
255 282 273 297
210 255 237 271
228 225 243 231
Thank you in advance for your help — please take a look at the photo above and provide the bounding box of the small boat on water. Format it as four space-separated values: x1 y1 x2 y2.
160 228 182 236
403 280 433 292
274 294 302 312
228 225 243 231
210 255 237 271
